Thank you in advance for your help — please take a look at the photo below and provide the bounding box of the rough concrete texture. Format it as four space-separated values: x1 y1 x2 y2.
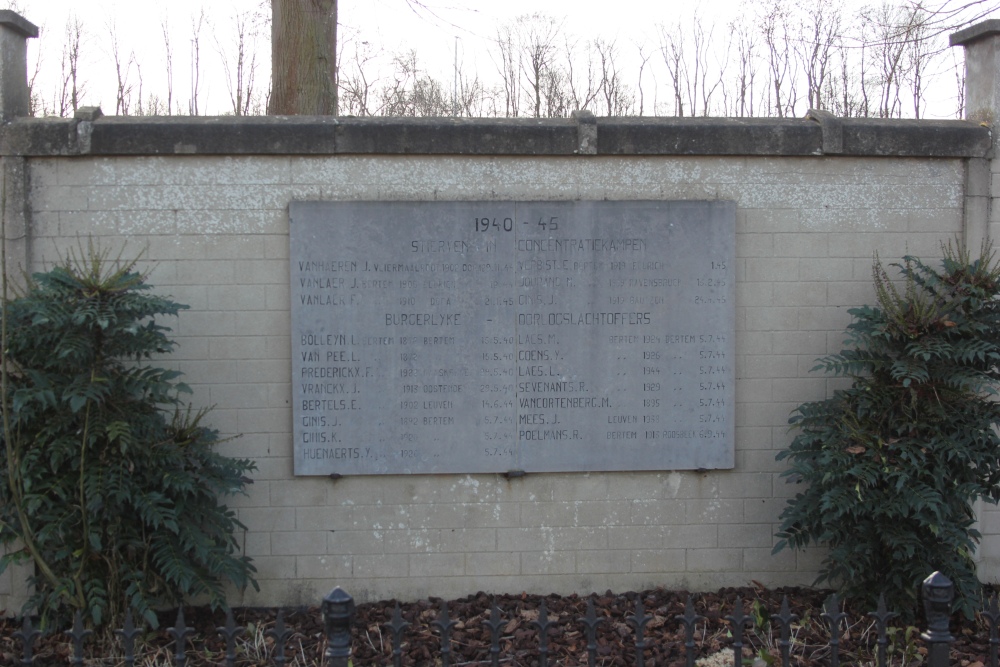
0 11 35 123
12 152 972 608
0 115 990 159
952 19 1000 125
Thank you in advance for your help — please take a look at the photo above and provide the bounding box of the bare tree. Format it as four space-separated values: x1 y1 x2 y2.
594 38 634 115
411 75 450 116
659 20 687 116
564 36 601 112
190 8 207 115
106 19 136 115
904 3 933 118
729 13 759 116
825 35 863 117
27 42 41 116
517 14 562 118
760 0 796 117
14 0 982 120
493 22 521 117
863 1 910 118
690 13 727 116
658 13 727 117
490 14 568 118
542 64 570 117
338 35 383 116
55 17 84 117
218 9 262 115
456 73 493 116
900 0 1000 39
796 0 842 112
132 60 169 116
134 94 169 116
635 43 653 116
378 49 418 115
952 48 965 118
376 50 454 117
161 16 174 114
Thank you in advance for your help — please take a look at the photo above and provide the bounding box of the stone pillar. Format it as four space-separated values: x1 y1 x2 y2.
0 10 38 286
952 20 1000 125
0 12 36 616
0 11 37 122
951 21 1000 258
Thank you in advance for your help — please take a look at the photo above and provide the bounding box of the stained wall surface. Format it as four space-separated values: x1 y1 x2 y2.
11 151 974 606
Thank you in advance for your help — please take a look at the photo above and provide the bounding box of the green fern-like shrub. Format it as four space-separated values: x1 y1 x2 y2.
0 249 256 628
775 242 1000 618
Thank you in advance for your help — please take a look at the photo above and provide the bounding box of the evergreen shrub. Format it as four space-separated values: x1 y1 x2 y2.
775 242 1000 618
0 249 256 627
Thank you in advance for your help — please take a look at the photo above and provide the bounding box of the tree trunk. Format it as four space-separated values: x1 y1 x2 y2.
269 0 337 115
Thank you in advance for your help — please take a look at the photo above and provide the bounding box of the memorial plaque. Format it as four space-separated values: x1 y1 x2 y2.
290 200 735 475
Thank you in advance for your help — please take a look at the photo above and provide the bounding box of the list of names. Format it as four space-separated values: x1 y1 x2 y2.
290 200 735 475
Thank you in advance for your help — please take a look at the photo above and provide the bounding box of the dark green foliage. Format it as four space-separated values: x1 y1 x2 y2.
775 242 1000 619
0 249 256 628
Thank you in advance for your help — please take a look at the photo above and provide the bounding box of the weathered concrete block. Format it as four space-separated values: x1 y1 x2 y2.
296 555 352 579
353 554 409 579
465 552 521 577
520 551 576 575
409 553 465 577
271 479 328 507
271 530 328 556
1 119 982 609
576 550 631 574
687 548 743 573
631 549 686 573
240 507 296 532
325 530 385 555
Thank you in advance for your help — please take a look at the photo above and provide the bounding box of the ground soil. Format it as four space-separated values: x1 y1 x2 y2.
0 584 996 666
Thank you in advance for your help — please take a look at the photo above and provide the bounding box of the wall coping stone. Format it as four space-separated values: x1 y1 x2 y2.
0 111 990 159
0 11 37 39
951 19 1000 47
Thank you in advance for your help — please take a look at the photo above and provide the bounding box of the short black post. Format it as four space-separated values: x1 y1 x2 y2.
921 572 954 667
323 587 356 667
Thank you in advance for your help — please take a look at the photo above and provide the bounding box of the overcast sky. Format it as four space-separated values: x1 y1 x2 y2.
8 0 1000 118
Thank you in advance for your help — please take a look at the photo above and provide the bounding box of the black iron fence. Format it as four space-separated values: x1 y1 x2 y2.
2 571 996 666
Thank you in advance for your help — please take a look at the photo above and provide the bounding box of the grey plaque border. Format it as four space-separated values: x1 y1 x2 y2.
290 200 735 476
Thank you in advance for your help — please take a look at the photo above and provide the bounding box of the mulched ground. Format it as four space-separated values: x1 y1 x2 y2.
0 584 997 666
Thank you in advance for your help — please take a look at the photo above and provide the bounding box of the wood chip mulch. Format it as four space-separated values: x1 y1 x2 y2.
1 584 997 665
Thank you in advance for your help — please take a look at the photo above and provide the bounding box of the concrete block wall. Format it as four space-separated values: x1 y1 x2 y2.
16 152 968 606
975 154 1000 578
0 541 28 615
0 10 996 615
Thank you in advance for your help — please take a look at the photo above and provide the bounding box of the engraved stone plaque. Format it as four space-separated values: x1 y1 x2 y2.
290 200 735 475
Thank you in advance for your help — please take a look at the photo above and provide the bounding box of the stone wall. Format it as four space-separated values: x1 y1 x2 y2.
9 148 982 606
0 14 998 612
